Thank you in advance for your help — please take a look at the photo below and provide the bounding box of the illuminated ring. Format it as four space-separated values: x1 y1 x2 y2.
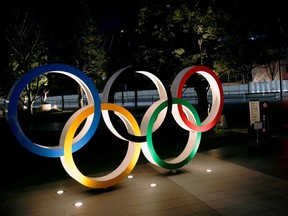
60 103 141 189
5 63 101 157
171 66 223 132
102 66 171 142
141 98 201 170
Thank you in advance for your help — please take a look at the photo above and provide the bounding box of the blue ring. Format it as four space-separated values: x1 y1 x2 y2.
6 63 101 157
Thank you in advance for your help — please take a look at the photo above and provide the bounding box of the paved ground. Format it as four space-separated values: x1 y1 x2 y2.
1 152 288 216
1 101 288 215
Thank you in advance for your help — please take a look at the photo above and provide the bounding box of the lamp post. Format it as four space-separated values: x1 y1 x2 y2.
279 59 283 101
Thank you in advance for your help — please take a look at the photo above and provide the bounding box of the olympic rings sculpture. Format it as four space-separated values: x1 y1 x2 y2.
5 63 223 189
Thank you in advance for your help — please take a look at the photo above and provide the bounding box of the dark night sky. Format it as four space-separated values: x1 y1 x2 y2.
1 0 287 35
0 0 140 33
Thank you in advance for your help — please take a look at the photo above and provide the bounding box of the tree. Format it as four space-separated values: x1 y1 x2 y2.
5 6 49 114
41 1 108 109
74 9 108 100
135 0 228 119
212 34 257 85
73 2 108 108
260 49 281 81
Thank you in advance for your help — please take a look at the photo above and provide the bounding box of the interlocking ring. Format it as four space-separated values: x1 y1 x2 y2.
171 66 223 132
5 64 223 188
142 98 201 170
5 64 101 157
60 103 141 188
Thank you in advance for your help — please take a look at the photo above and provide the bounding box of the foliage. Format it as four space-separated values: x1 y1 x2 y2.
5 6 49 114
135 1 229 82
42 1 109 109
67 1 109 108
1 0 286 108
3 1 109 112
71 1 108 92
134 0 230 119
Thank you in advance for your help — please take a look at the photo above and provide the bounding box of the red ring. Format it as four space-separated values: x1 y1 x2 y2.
175 66 223 132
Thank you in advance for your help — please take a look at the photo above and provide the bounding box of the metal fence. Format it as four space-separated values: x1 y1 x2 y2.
1 80 288 113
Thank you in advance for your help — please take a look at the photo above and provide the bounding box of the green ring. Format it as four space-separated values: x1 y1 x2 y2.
146 98 202 169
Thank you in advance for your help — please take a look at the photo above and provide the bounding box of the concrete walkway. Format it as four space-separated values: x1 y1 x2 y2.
1 101 288 215
1 146 288 216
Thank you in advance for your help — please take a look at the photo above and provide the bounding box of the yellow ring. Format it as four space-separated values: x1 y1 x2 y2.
60 103 141 188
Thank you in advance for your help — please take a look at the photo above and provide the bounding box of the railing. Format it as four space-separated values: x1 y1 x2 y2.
1 80 288 112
